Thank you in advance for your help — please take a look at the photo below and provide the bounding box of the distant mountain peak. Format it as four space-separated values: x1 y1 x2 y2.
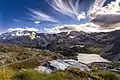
8 27 39 32
0 28 38 40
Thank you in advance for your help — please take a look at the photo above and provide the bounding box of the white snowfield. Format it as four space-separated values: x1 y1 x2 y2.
77 54 110 64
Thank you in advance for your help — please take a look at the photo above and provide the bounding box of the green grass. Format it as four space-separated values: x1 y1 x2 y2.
12 69 88 80
85 44 104 54
0 44 63 68
92 71 120 80
0 44 27 53
0 67 120 80
6 57 39 70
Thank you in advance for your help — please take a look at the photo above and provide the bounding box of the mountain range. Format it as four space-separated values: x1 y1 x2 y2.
0 28 120 61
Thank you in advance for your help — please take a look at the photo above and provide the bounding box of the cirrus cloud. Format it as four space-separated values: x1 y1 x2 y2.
46 0 87 21
28 8 59 23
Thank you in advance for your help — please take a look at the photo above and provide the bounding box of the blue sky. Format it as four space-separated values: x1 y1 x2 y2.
0 0 114 32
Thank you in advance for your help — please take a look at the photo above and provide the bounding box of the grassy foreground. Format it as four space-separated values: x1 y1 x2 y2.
0 67 120 80
0 44 120 80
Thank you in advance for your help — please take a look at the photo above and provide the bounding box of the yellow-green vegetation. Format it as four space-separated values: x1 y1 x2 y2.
92 70 120 80
0 67 13 80
111 62 120 68
0 44 63 69
0 44 27 53
6 57 39 70
0 67 120 80
66 67 103 80
85 44 104 54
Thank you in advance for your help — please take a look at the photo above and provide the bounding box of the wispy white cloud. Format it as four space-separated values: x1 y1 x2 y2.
28 8 59 23
46 0 87 21
89 0 106 16
14 19 21 23
34 21 40 24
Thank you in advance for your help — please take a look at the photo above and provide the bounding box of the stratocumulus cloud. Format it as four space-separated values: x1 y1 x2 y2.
28 8 58 23
90 0 120 21
89 0 120 29
43 23 120 33
46 0 87 21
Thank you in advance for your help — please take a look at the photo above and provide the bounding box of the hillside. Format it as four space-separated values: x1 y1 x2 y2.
0 44 63 69
0 44 120 80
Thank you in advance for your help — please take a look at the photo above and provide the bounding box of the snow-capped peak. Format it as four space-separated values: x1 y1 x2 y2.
8 27 39 32
7 27 39 37
0 28 39 40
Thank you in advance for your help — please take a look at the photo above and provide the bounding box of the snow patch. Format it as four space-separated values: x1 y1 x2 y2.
69 36 76 39
78 54 110 64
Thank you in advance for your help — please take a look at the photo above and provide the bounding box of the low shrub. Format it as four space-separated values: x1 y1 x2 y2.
66 67 103 80
0 44 27 53
12 70 40 80
12 70 69 80
7 58 39 70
